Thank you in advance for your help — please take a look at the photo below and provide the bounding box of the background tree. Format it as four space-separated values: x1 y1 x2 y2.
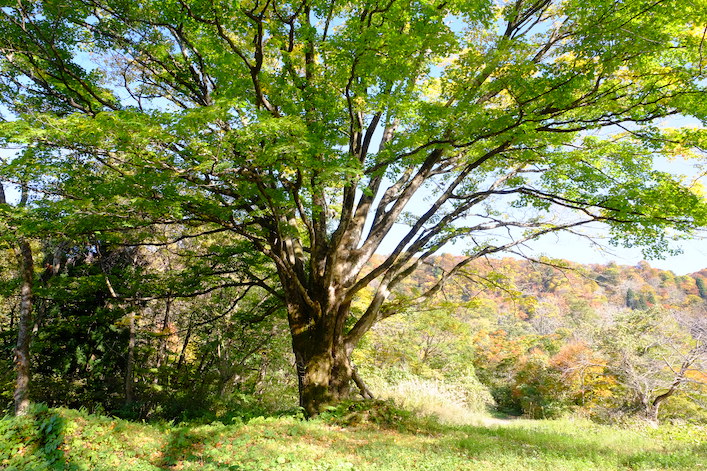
1 0 706 415
599 307 707 421
0 183 34 416
695 277 707 300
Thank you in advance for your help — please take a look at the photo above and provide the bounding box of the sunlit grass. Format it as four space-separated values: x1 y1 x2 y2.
1 407 704 470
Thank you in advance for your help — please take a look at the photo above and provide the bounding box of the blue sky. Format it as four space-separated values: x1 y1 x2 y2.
377 220 706 276
511 229 707 275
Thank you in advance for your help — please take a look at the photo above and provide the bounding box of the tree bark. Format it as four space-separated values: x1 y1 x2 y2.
649 376 685 421
14 239 34 416
255 351 268 397
647 389 672 422
647 347 702 422
352 365 374 400
294 341 355 417
289 308 356 416
176 320 192 376
153 297 172 386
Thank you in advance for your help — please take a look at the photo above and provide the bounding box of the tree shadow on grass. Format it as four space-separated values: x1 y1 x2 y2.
1 405 85 471
456 425 706 470
160 425 246 470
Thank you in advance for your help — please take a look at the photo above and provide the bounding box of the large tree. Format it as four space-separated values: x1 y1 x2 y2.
1 0 706 415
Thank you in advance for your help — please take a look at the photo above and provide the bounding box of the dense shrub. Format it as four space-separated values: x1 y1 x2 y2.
0 404 71 471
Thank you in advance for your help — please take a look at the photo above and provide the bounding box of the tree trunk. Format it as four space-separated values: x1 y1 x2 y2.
125 312 136 405
176 320 192 376
649 378 684 422
153 297 172 386
273 219 389 416
14 239 34 416
2 183 35 416
279 257 378 416
648 400 662 422
255 351 268 397
294 342 354 417
289 304 356 416
352 365 375 400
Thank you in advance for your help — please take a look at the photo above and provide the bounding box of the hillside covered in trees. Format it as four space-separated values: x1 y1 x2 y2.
359 255 707 422
2 246 705 424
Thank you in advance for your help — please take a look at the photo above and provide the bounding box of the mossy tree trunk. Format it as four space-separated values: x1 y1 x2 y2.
286 293 357 416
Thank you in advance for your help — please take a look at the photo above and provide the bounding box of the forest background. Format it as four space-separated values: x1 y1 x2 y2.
2 249 706 424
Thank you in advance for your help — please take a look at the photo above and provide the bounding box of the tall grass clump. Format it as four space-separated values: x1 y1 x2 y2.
360 366 496 424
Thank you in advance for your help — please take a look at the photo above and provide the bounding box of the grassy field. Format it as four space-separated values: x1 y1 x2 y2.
1 404 705 471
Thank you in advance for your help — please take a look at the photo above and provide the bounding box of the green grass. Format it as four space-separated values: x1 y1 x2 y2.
1 404 705 470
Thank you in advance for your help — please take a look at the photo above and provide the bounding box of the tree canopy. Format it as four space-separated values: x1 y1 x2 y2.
1 0 706 415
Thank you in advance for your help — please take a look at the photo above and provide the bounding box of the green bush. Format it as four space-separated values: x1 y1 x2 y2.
0 404 74 471
658 393 707 424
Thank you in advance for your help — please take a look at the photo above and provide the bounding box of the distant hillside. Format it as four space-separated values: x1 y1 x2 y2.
358 255 706 421
384 255 707 317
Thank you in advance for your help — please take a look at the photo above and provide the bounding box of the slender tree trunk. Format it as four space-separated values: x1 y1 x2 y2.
649 378 687 421
647 351 698 422
125 312 136 405
14 239 34 416
2 183 35 416
649 399 663 422
255 351 268 396
176 320 192 375
153 297 172 385
352 365 374 400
